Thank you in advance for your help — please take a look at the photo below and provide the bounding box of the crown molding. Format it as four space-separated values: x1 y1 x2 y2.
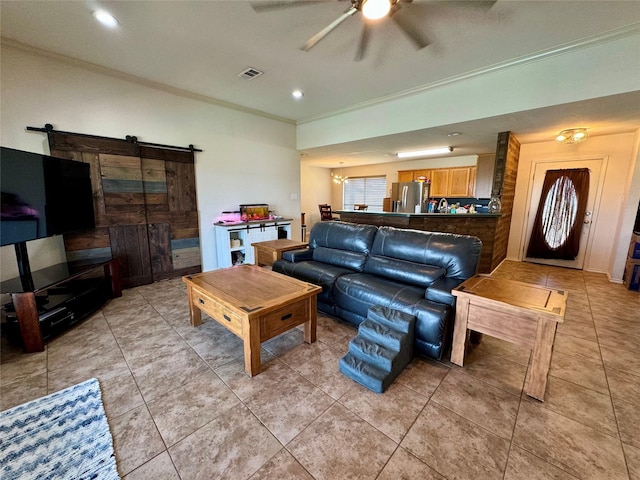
0 37 296 125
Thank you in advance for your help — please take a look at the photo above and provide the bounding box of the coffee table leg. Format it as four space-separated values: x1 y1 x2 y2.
244 318 262 377
186 285 202 327
525 317 557 401
304 297 317 344
450 296 470 366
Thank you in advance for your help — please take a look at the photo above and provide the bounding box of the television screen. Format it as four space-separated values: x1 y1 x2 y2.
1 147 95 247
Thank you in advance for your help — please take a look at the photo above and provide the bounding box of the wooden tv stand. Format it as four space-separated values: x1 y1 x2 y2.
1 258 121 353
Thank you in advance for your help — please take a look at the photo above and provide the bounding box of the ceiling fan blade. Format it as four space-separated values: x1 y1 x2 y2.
389 8 430 50
250 1 334 13
302 7 358 51
354 23 370 61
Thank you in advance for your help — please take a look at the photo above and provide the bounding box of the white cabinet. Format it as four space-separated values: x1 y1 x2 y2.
215 220 291 268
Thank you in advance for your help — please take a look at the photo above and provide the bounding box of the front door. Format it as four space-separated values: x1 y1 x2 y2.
523 159 603 269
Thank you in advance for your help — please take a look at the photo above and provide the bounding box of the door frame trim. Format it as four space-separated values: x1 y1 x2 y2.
518 155 609 269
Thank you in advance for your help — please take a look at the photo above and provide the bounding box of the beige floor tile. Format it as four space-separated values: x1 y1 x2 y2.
430 368 519 440
0 371 47 410
122 452 180 480
287 403 397 480
249 449 314 480
601 343 640 375
396 356 450 397
99 370 145 418
596 327 640 351
339 381 428 443
624 443 640 480
46 313 120 370
470 335 531 366
147 370 241 447
549 351 608 394
401 402 510 480
555 320 598 343
456 348 527 396
262 328 307 357
606 367 640 405
128 344 210 402
168 405 282 480
613 397 640 448
295 347 355 400
524 375 618 437
246 373 334 445
553 333 601 362
215 356 298 402
111 404 166 477
47 347 130 392
377 447 445 480
504 446 579 480
0 340 47 385
513 401 628 480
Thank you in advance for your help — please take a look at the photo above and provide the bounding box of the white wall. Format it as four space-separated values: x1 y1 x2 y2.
0 45 300 279
508 132 640 281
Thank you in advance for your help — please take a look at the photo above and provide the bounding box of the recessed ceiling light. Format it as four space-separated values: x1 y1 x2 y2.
448 132 462 137
292 90 304 99
93 10 118 28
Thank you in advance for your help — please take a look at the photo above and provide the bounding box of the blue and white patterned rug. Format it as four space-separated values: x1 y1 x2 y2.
0 378 120 479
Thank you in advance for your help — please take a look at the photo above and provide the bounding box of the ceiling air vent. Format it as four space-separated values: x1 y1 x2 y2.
238 67 264 80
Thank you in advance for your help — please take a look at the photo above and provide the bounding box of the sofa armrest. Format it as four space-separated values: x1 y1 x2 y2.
281 248 313 263
425 277 463 307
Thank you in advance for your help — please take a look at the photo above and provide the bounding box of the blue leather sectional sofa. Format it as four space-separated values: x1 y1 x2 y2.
272 221 482 360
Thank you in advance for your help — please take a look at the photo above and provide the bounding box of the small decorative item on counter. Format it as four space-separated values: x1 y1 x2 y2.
469 204 476 214
428 200 437 213
488 196 502 213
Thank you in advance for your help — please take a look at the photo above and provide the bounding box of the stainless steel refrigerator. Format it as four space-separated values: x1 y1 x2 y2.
391 182 431 213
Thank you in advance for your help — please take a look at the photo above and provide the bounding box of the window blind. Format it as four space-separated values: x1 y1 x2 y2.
343 176 386 210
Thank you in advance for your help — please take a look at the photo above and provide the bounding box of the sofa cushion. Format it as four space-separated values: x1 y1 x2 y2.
371 226 482 281
307 221 377 272
364 255 445 288
272 259 353 306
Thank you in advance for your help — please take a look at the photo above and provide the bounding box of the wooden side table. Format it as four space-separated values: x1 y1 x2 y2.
251 239 308 267
450 274 567 401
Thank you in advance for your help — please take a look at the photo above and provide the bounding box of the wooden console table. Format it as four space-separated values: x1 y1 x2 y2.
251 239 308 267
450 275 567 401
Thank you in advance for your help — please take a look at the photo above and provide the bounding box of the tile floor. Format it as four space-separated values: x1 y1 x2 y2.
1 260 639 479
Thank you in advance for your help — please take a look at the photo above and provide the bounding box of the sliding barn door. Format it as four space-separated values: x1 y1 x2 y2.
140 146 200 282
48 130 200 288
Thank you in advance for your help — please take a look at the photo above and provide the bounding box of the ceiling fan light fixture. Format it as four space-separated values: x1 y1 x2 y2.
556 128 588 144
396 146 454 159
362 0 391 20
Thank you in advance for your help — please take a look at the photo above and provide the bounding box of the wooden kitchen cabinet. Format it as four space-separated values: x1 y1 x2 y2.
397 170 414 182
397 169 432 183
398 166 476 197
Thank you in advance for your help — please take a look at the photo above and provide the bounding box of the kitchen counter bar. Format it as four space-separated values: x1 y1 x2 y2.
336 210 504 274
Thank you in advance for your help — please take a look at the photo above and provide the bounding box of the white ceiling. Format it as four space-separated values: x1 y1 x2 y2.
2 1 640 166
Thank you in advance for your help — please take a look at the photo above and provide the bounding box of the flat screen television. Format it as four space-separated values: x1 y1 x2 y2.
1 147 96 290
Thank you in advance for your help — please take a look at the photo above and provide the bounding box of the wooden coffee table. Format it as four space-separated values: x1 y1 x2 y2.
183 265 321 376
251 239 308 267
450 274 567 401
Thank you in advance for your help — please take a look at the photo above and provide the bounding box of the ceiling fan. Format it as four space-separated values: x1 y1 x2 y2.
251 0 430 61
